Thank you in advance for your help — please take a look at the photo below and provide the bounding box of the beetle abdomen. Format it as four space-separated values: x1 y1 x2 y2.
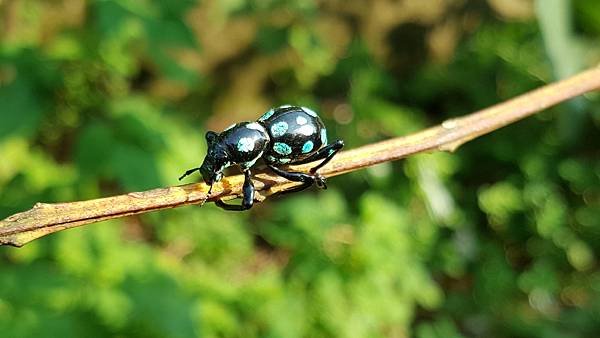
261 106 328 164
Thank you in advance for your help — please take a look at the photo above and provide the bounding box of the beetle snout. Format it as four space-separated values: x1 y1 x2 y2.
199 164 214 185
199 161 223 185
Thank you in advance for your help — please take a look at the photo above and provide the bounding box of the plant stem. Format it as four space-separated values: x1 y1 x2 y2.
1 66 600 247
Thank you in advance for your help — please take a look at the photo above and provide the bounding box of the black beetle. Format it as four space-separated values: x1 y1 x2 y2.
179 105 344 210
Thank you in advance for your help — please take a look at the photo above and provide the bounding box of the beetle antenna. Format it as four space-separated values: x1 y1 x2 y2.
200 183 213 206
178 167 200 181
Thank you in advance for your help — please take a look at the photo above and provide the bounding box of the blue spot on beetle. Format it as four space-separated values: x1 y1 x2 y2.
271 121 288 137
273 142 292 155
237 137 254 152
259 109 275 121
302 140 314 153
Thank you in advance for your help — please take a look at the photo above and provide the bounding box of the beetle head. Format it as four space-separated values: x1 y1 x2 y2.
200 131 230 186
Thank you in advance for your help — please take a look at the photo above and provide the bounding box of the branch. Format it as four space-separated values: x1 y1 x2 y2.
2 66 600 247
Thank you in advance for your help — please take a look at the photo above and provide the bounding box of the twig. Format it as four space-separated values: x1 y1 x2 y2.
2 66 600 247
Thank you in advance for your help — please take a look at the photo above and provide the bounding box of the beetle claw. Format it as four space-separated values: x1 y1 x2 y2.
315 174 327 189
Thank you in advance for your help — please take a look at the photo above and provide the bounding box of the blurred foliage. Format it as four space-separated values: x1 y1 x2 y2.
1 0 600 337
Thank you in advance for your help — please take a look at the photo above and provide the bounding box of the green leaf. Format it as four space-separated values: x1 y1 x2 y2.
75 122 115 177
110 143 162 191
0 77 43 138
123 274 197 338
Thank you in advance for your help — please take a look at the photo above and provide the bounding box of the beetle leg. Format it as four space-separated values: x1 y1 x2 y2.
241 170 255 209
214 169 255 211
268 164 325 194
291 140 344 173
267 140 344 194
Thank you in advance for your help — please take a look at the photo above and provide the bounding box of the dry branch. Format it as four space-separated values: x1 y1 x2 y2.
2 66 600 247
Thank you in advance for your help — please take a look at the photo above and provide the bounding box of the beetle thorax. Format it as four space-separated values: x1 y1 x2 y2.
210 122 270 172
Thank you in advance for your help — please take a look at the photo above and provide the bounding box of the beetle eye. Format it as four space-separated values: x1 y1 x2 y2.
205 131 218 144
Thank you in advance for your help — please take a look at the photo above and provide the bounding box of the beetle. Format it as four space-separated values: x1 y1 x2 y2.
178 105 344 211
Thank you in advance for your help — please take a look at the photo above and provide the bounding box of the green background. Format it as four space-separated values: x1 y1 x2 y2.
1 0 599 337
